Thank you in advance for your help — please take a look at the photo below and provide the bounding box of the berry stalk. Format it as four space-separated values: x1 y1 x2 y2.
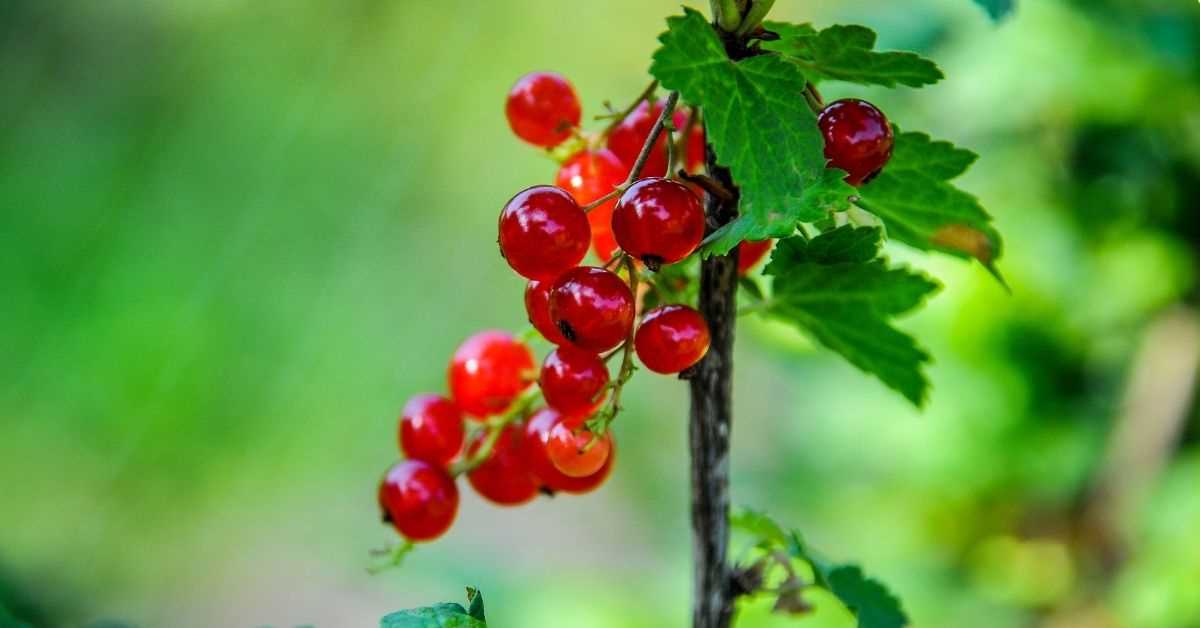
447 388 541 476
580 92 681 214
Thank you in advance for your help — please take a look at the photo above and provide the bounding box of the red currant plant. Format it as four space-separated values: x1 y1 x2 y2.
378 2 1006 627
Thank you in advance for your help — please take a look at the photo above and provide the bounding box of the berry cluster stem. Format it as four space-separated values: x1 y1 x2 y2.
587 255 641 438
447 388 541 476
802 82 824 114
598 79 659 137
581 91 682 214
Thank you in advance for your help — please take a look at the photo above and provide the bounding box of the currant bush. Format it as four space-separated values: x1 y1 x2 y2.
379 8 1004 626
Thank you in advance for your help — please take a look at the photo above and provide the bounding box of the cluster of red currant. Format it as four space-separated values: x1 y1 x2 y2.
377 72 894 550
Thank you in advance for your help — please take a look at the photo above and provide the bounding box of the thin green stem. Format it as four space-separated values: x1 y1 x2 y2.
587 255 641 438
802 82 824 114
367 540 415 575
583 91 682 214
737 299 774 317
598 80 659 138
448 388 541 476
734 0 776 37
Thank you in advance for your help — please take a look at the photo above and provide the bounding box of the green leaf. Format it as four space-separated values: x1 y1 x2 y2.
973 0 1015 21
824 566 909 628
382 589 487 628
739 276 766 302
650 8 855 256
731 507 789 545
763 227 939 405
0 605 32 628
735 509 911 628
856 131 1004 281
465 587 486 622
762 22 943 88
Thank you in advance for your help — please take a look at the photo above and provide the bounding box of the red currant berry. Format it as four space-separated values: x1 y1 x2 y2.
448 330 535 418
525 280 569 345
607 98 673 178
634 304 711 374
378 459 459 542
555 149 628 262
540 346 610 416
817 98 894 186
499 186 591 281
550 266 635 352
522 408 614 494
505 71 581 148
466 424 540 506
612 178 705 269
737 240 773 275
399 394 465 466
547 418 612 478
684 112 706 173
590 215 620 263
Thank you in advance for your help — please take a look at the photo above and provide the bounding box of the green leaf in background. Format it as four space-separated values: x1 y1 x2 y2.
973 0 1016 21
821 566 908 628
733 508 910 628
651 8 855 256
0 604 32 628
730 507 789 546
465 587 486 622
762 23 943 88
381 588 487 628
856 131 1004 281
763 226 939 405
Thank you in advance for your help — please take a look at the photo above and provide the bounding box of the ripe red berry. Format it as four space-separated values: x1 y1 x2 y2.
634 304 711 374
607 99 673 178
466 424 540 506
399 394 465 466
612 178 705 269
522 408 614 494
540 346 610 416
378 459 459 542
448 330 535 418
499 186 591 281
555 149 628 262
525 280 569 345
547 417 612 478
738 240 773 275
817 98 894 186
684 111 706 173
550 266 635 352
590 220 620 263
505 71 581 148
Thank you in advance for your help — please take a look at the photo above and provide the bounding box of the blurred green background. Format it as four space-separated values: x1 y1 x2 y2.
2 0 1199 626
